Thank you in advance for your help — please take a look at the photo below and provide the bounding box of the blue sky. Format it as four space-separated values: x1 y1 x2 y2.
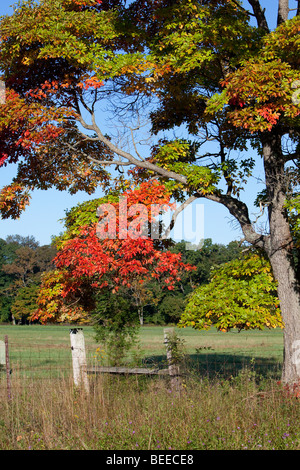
0 0 293 246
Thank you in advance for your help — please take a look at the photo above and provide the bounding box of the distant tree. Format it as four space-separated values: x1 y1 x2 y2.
171 238 243 289
0 235 56 323
0 238 15 322
35 244 57 273
5 235 39 250
157 294 186 324
10 284 40 324
2 245 38 288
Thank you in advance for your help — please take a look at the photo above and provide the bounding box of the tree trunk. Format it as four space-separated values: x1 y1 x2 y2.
263 136 300 385
277 0 290 25
138 306 144 326
270 248 300 384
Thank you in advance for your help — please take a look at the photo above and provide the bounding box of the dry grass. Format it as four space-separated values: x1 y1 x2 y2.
0 324 294 450
1 369 300 450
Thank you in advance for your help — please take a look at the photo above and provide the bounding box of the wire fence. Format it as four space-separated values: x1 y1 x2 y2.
0 327 284 399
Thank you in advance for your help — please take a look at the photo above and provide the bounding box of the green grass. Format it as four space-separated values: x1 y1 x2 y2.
0 323 284 380
138 325 284 380
139 324 283 357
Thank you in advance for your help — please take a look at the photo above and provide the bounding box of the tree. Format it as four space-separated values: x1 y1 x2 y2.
0 235 56 323
10 283 40 324
32 181 195 325
179 252 283 332
139 238 243 324
0 0 300 385
0 237 16 322
2 245 39 288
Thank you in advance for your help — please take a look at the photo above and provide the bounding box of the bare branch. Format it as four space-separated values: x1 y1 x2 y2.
130 127 145 161
161 196 197 240
63 140 129 168
76 111 188 184
88 156 131 166
247 0 270 31
283 152 300 163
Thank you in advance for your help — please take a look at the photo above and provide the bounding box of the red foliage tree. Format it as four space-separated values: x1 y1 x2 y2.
32 181 196 324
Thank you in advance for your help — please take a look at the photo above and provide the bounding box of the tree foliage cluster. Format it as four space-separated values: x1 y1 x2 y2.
30 182 196 327
0 235 56 323
180 251 283 333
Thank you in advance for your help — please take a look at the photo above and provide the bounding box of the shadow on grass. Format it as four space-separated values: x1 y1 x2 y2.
142 353 283 381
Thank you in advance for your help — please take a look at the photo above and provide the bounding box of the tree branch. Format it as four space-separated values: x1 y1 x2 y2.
74 100 269 253
130 126 145 161
247 0 270 31
198 191 269 251
161 196 197 240
230 0 255 17
76 112 188 185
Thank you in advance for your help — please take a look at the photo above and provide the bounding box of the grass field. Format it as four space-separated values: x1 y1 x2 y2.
1 324 300 451
0 323 284 379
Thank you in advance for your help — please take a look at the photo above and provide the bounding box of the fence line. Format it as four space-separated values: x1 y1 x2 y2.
0 327 283 398
71 327 182 394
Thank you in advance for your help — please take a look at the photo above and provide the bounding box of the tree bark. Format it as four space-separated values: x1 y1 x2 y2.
247 0 270 31
270 248 300 384
263 135 300 385
277 0 290 25
138 306 144 326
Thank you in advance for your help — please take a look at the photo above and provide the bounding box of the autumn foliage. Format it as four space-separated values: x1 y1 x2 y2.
1 0 300 383
31 181 195 323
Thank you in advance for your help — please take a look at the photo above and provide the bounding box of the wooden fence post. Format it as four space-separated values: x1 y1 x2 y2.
4 336 12 400
164 328 182 392
0 340 4 370
70 328 89 394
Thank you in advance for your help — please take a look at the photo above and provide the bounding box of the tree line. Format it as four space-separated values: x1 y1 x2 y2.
0 235 56 323
0 233 242 325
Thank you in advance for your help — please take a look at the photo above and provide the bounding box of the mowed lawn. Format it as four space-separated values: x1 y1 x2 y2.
0 323 284 379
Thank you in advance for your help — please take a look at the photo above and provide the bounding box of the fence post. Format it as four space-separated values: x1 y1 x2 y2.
70 328 89 394
0 340 4 368
0 340 5 391
164 328 182 393
4 336 12 400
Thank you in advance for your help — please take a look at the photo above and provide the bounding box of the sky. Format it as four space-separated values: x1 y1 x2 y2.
0 0 296 247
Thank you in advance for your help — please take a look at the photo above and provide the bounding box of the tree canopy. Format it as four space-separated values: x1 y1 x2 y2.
0 0 300 384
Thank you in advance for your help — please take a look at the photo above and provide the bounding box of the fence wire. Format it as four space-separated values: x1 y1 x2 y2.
0 329 283 396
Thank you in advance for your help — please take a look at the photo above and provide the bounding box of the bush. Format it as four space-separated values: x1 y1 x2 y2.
92 291 139 366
